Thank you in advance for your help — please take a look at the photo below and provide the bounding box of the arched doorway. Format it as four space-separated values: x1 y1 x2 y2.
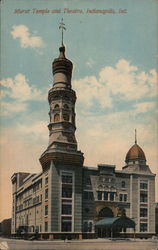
98 207 114 219
97 207 114 238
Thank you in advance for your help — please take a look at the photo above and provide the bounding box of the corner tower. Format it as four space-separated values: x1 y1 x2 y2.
123 130 152 174
39 24 84 237
40 38 84 169
122 130 155 235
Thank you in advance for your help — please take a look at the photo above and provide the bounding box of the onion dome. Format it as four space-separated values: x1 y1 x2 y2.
125 143 146 163
125 129 146 163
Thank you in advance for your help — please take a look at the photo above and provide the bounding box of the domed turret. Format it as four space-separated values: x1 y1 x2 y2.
125 143 146 163
125 129 146 164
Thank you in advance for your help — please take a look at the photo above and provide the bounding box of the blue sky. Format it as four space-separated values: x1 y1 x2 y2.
0 0 158 220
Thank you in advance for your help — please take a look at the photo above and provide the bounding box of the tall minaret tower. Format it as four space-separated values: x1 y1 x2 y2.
39 23 84 235
39 22 84 169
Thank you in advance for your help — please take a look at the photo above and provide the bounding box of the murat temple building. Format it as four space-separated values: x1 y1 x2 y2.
11 38 156 239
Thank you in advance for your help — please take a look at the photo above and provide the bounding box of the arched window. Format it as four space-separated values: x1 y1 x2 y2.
98 207 114 218
63 113 69 121
64 104 69 109
54 104 59 109
122 181 126 188
54 113 60 122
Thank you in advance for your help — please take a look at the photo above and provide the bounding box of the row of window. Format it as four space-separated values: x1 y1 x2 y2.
17 195 42 211
17 177 48 202
85 178 126 188
97 191 116 201
53 104 70 110
19 222 148 233
85 180 148 190
17 225 42 233
97 191 128 202
33 181 42 192
45 222 148 233
54 113 75 123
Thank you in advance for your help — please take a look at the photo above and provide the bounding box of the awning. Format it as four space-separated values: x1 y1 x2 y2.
95 216 135 229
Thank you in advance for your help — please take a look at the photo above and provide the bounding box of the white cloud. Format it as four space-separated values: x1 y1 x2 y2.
0 74 43 102
0 101 27 116
11 25 45 48
17 121 48 140
73 76 112 108
99 60 157 101
134 101 155 113
0 74 46 115
76 108 158 171
73 59 158 109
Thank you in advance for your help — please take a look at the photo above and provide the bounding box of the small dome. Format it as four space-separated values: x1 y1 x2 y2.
125 143 146 163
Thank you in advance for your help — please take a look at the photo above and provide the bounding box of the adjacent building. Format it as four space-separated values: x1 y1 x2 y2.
0 218 11 237
11 39 156 239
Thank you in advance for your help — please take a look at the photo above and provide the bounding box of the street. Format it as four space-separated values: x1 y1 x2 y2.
0 238 158 250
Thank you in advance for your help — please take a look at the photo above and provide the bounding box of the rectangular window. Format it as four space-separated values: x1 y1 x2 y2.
45 205 48 216
45 189 48 200
124 194 127 202
110 192 115 201
140 182 148 190
62 175 72 184
61 217 72 232
140 192 148 203
62 186 72 198
140 208 148 217
45 177 48 185
119 194 127 202
98 191 102 200
119 194 123 201
62 204 72 215
45 221 48 232
140 223 147 232
104 192 108 201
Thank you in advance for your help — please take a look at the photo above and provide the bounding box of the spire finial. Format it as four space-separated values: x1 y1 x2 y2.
59 18 66 46
135 129 137 144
